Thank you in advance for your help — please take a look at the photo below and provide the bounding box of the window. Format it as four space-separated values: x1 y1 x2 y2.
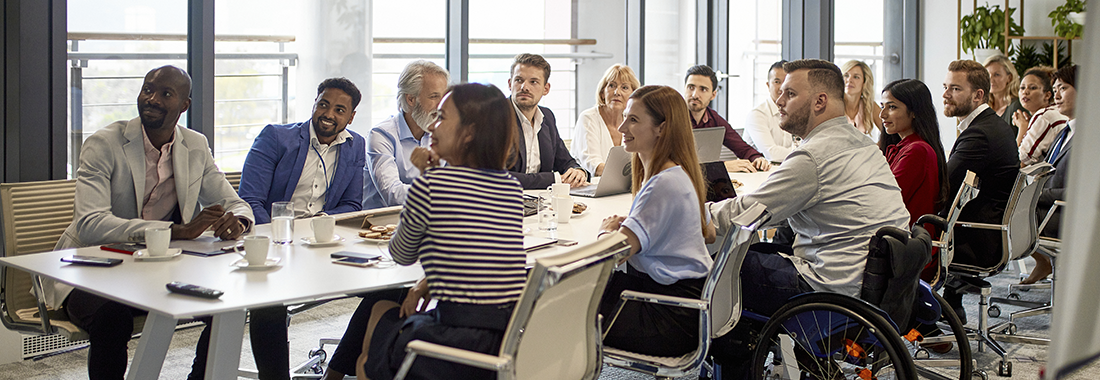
726 0 783 128
371 0 446 129
833 0 885 101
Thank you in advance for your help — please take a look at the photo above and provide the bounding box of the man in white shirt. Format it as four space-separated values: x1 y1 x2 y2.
743 60 798 162
505 53 589 189
362 61 449 209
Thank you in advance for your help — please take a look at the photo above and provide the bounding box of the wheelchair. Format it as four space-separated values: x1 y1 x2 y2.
741 226 975 380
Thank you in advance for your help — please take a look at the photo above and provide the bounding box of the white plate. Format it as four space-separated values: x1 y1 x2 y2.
571 207 588 218
357 236 392 244
134 248 183 261
231 257 282 270
300 235 346 247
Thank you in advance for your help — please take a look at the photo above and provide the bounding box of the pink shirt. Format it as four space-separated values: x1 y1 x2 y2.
141 128 177 221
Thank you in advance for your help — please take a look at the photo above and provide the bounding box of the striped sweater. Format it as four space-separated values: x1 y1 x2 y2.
391 166 527 305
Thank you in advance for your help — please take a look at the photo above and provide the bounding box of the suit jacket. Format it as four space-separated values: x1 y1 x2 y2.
1038 137 1071 237
508 104 588 189
945 108 1020 267
49 118 254 308
238 121 365 224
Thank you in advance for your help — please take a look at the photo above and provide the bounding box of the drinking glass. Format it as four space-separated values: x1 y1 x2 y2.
271 201 294 244
537 191 557 231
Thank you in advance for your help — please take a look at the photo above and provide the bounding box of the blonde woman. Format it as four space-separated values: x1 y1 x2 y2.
984 55 1024 131
841 60 883 142
597 85 716 357
571 64 640 176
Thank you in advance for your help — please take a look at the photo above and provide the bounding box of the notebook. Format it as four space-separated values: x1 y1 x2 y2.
570 146 632 198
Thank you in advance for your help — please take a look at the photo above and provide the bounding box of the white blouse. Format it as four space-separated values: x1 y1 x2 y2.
570 106 617 174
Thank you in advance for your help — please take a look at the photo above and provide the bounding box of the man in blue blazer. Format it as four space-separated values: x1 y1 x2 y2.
506 53 590 189
239 78 366 224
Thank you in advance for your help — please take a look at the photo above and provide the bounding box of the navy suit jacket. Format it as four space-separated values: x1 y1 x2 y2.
507 104 588 189
238 121 365 224
944 107 1020 267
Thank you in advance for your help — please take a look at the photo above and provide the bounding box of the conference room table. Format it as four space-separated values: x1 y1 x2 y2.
0 170 772 379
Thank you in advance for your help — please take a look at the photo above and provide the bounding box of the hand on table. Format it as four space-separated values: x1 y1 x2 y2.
171 205 238 240
752 157 772 171
599 215 626 234
724 159 757 173
400 278 432 318
560 168 589 187
410 147 441 173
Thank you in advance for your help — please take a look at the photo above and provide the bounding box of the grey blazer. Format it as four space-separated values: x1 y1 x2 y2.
44 118 253 308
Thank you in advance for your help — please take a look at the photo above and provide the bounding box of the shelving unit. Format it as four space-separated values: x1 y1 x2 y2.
957 0 1080 67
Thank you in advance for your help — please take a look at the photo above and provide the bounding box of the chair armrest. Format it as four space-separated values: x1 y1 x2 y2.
619 290 708 310
1053 200 1066 207
915 214 946 231
394 340 510 380
954 221 1005 231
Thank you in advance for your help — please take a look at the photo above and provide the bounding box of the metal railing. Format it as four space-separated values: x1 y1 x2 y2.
67 32 298 174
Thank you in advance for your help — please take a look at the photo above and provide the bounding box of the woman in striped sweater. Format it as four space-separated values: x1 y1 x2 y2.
355 83 525 380
597 85 717 356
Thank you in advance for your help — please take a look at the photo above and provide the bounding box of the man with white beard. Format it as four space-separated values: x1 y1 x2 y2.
362 60 450 208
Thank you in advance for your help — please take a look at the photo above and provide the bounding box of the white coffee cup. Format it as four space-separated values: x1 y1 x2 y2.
549 183 570 198
311 215 336 243
145 227 171 257
553 196 572 224
237 236 270 266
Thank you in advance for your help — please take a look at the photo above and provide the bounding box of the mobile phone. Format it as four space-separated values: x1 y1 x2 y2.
332 256 380 267
101 243 145 255
61 255 124 267
330 251 382 261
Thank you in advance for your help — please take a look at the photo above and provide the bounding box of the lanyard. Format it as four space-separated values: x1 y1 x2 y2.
312 142 339 191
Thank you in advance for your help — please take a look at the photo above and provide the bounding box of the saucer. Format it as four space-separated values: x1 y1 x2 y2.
357 236 391 244
301 235 345 247
231 257 282 270
134 248 183 261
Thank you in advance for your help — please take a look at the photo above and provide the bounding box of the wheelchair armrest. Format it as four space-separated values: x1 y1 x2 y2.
394 340 510 380
619 290 708 310
915 214 946 231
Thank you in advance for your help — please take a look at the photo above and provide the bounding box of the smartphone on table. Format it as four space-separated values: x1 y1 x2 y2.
330 251 382 267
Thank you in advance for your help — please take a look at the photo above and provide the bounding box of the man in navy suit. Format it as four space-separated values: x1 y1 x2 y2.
239 78 366 223
940 60 1020 322
506 53 589 189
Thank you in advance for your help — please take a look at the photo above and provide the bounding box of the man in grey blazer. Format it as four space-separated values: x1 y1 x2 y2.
49 66 287 380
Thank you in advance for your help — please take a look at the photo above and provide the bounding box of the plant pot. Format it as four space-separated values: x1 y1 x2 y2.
972 49 1001 63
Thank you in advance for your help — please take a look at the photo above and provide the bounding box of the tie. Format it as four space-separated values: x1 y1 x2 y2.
1047 126 1071 164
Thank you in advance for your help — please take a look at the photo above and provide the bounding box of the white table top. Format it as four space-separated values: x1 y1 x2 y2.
0 215 422 320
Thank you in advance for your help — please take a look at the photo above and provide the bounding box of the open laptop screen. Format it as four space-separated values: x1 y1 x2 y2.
701 161 737 202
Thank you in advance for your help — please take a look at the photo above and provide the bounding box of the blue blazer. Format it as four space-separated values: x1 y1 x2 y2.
507 104 588 189
239 121 366 224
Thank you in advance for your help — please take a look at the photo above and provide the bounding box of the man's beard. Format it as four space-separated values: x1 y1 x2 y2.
779 101 812 138
686 98 707 113
408 100 434 133
944 99 974 118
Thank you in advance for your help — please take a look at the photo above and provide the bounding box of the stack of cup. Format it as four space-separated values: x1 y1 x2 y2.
549 183 572 224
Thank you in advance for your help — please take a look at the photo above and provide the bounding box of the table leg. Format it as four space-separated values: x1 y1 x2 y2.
126 312 178 380
204 309 247 380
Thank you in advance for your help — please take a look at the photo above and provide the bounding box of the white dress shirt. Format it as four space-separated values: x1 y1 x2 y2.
742 100 795 162
513 100 544 174
956 103 991 133
363 111 432 209
291 126 352 217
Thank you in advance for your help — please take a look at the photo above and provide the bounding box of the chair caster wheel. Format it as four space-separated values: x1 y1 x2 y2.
998 360 1012 377
972 369 989 380
310 363 324 374
1006 323 1018 335
1008 293 1021 300
308 348 327 363
914 348 930 359
988 305 1001 318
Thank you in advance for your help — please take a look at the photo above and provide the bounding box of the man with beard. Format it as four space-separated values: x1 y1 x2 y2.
939 60 1020 322
707 59 909 378
506 53 589 189
683 65 770 172
48 66 284 379
362 60 449 208
239 77 366 223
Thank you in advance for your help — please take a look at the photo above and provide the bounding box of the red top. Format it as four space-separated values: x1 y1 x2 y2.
885 134 940 226
690 107 764 162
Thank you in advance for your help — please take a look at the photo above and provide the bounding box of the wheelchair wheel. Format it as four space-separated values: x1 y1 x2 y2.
911 291 975 380
751 293 916 380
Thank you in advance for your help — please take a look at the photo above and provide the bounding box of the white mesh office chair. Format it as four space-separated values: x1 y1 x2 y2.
392 232 631 380
601 203 769 379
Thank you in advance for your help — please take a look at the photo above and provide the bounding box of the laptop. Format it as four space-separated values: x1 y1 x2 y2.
701 161 738 202
570 146 632 198
693 127 726 162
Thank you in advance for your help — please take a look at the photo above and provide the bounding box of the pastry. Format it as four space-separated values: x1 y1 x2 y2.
572 202 587 214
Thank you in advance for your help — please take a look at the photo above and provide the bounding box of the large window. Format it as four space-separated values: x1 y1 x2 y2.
371 0 446 128
833 0 885 100
726 0 783 127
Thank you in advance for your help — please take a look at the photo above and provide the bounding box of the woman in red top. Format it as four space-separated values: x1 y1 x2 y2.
878 79 949 226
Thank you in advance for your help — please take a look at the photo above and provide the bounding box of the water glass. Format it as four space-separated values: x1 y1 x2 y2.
271 201 295 244
538 191 557 231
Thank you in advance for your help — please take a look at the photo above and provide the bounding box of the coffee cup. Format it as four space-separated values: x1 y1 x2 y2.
145 227 171 256
549 183 570 198
236 236 270 266
311 215 336 243
553 196 572 224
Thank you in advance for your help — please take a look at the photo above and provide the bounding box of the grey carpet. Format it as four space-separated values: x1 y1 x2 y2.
1 257 1098 379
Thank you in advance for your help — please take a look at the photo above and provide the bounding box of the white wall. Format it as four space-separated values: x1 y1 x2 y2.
575 0 628 114
921 0 1072 151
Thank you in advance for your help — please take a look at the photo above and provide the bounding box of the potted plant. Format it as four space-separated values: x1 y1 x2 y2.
960 4 1025 61
1049 0 1087 40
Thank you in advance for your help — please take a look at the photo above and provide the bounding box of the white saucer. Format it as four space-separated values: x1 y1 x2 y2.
357 236 392 244
134 248 183 261
231 257 282 270
301 235 345 247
